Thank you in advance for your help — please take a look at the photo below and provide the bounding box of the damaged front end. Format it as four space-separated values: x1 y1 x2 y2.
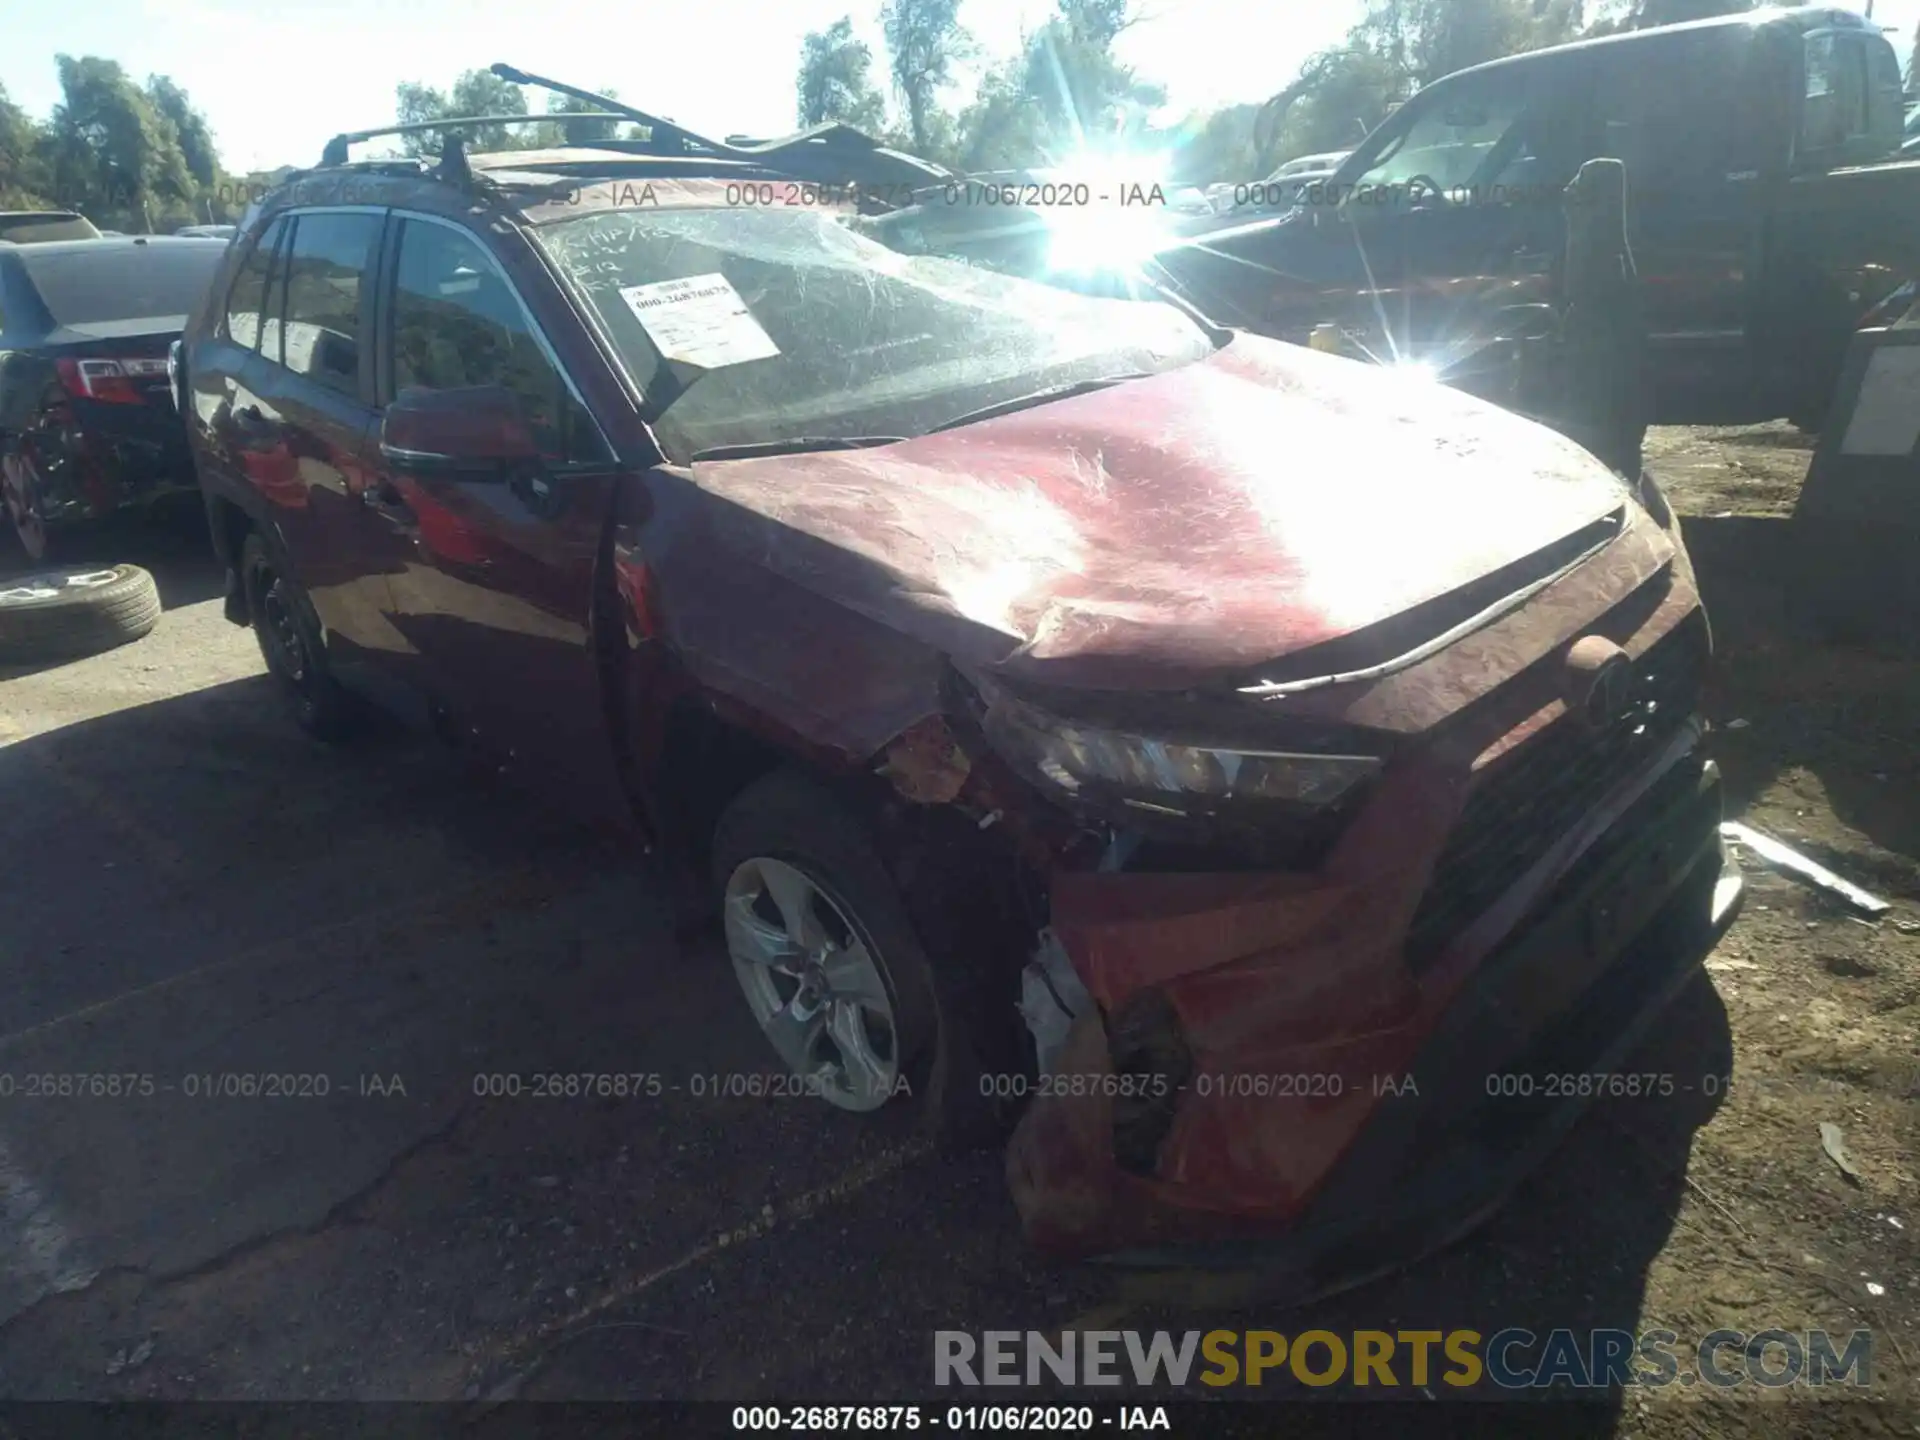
876 542 1741 1287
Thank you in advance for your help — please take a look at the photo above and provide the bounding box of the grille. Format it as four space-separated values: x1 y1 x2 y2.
1402 613 1706 973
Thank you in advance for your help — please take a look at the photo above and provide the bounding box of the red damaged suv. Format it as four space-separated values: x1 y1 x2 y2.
176 76 1741 1283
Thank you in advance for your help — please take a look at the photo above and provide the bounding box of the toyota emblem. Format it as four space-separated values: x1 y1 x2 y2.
1563 635 1635 728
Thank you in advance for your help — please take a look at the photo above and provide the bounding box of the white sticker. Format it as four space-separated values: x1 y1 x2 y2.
1839 345 1920 458
617 272 780 370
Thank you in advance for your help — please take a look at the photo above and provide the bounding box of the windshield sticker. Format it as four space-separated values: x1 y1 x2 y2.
619 273 780 369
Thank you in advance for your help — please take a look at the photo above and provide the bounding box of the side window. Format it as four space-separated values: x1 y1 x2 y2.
1591 33 1750 196
1802 33 1870 153
222 216 285 350
280 211 380 399
388 218 610 466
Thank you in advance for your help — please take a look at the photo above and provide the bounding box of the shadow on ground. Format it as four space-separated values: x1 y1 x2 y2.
1683 514 1920 889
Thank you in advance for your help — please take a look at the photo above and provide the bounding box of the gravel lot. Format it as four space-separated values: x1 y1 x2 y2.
0 432 1912 1432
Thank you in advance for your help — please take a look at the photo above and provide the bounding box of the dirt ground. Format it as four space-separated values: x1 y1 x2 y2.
0 427 1913 1430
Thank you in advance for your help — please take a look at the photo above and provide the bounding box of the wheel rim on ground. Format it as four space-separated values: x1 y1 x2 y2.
1 454 49 561
722 856 902 1113
0 569 119 604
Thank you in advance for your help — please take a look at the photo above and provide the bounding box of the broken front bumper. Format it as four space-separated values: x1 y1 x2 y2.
1006 735 1741 1285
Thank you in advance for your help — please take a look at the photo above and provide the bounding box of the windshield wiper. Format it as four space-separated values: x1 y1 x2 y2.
689 435 907 462
927 374 1152 434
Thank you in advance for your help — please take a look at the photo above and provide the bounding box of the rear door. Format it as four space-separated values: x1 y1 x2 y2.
194 215 286 503
238 207 421 691
362 211 632 829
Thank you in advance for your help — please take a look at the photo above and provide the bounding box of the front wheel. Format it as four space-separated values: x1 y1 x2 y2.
711 771 942 1118
240 532 358 741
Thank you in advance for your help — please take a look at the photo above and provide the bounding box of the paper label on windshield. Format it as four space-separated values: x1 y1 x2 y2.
618 273 780 370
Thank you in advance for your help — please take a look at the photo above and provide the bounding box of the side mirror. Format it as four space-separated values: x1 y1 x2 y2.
380 385 539 482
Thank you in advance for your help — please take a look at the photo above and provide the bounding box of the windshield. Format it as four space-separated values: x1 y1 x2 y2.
1345 70 1531 196
21 242 226 327
537 206 1213 462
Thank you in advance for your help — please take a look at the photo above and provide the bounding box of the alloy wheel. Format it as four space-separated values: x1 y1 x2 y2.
722 856 902 1112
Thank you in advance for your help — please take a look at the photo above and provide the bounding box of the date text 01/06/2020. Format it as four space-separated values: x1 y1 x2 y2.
730 1406 1171 1432
467 1071 917 1100
0 1072 407 1099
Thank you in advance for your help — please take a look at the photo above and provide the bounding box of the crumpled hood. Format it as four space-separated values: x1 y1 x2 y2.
687 332 1631 689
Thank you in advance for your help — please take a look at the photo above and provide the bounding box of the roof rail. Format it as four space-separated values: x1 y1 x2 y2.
489 64 950 191
318 113 631 170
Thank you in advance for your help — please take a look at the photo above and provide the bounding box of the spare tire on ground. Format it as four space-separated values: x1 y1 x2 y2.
0 564 161 665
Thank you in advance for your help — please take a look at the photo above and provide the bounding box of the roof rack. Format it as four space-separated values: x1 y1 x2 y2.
319 114 631 169
314 69 950 202
489 65 949 192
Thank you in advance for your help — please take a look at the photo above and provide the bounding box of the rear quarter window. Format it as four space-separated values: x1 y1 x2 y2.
20 244 227 328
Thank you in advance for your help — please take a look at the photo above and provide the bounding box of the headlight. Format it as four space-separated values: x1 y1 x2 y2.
976 678 1382 814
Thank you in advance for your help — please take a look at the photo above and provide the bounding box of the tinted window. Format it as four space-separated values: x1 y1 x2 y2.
0 213 99 244
280 211 379 398
19 242 226 328
223 217 285 350
1348 69 1531 194
389 219 609 465
1591 30 1756 194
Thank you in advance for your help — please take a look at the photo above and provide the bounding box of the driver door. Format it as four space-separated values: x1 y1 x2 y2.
1344 61 1585 364
362 212 634 830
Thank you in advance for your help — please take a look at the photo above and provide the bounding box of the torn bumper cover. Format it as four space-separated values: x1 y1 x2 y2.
1006 718 1742 1285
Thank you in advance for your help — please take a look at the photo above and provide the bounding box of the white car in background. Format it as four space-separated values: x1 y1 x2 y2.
1207 149 1353 214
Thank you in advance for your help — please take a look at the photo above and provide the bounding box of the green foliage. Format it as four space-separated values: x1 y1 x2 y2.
882 0 972 152
798 18 888 130
394 70 535 158
36 56 223 229
146 76 217 186
0 83 54 208
536 90 639 149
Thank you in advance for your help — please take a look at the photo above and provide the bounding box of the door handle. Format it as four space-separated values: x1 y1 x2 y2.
362 478 417 526
232 404 276 441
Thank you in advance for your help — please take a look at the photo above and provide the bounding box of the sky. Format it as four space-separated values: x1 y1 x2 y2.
0 0 1367 174
5 1 1916 175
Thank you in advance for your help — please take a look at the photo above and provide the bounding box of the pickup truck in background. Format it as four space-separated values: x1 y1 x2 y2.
1154 6 1920 430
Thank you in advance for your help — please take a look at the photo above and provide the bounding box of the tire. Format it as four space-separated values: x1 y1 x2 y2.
239 531 358 741
711 770 947 1125
0 563 160 664
1 450 53 563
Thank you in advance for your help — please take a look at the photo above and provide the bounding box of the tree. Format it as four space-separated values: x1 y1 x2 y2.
1626 0 1749 26
798 18 888 130
1583 0 1748 33
0 83 53 208
542 90 628 148
941 0 1160 170
46 56 196 229
1013 7 1164 155
1165 102 1262 183
881 0 970 152
394 70 531 158
146 76 217 186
